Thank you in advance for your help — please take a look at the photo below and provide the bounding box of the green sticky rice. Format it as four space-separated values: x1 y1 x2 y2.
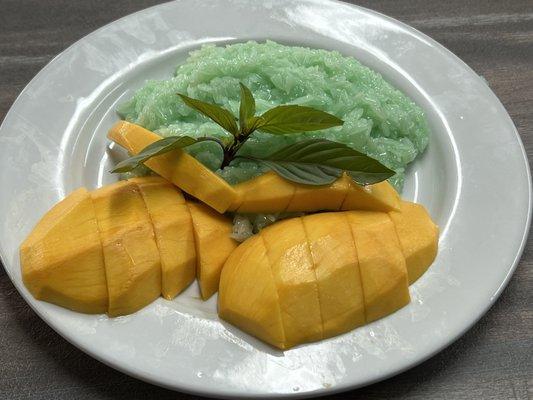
118 41 430 190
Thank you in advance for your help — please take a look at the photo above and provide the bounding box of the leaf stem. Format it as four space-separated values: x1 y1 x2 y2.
220 133 248 169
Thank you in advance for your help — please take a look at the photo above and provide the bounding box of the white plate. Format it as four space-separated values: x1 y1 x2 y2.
0 0 530 397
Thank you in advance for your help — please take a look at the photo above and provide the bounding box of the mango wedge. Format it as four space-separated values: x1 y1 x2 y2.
20 188 108 314
91 181 161 317
228 172 400 213
218 234 286 348
108 121 237 213
346 212 410 323
129 177 196 300
186 202 238 300
302 213 365 337
261 218 323 348
389 201 439 284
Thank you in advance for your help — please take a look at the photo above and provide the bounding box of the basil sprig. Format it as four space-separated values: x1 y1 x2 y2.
240 139 394 185
112 83 394 186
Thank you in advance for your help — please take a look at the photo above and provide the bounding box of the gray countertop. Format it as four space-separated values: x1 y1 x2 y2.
0 1 531 399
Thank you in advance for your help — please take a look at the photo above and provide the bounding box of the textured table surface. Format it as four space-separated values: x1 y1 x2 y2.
0 1 532 399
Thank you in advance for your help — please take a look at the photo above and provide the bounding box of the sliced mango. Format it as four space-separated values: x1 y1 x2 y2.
218 234 285 348
228 173 400 214
261 218 323 348
346 211 410 322
302 212 366 337
230 171 296 213
129 176 196 300
91 181 161 316
340 176 400 212
20 188 108 314
389 201 439 284
286 176 348 212
108 121 237 213
186 202 238 300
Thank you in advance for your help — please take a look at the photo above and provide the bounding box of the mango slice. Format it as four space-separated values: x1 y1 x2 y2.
129 177 196 300
261 218 323 348
108 121 237 213
302 212 366 337
341 177 400 212
186 202 238 300
218 234 286 348
346 212 410 322
389 201 439 284
91 181 161 316
230 171 296 213
286 177 348 212
228 172 400 214
20 188 108 314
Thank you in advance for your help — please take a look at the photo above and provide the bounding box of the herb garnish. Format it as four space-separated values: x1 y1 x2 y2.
112 83 394 185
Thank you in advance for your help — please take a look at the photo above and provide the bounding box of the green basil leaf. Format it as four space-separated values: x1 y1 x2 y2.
111 135 201 173
256 105 343 134
245 116 265 133
242 139 395 185
239 83 256 132
178 93 239 135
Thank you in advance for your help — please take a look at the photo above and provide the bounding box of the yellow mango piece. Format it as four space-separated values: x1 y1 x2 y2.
108 121 237 213
341 178 400 212
286 175 349 212
302 212 366 337
228 172 399 214
20 188 108 314
129 177 196 300
261 218 323 348
229 171 296 213
346 211 410 323
91 181 161 316
218 234 285 348
389 201 439 284
186 202 238 300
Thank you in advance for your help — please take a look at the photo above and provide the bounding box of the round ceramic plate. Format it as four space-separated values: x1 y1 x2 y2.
0 0 530 398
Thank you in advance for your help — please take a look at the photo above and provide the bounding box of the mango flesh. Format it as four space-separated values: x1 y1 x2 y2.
341 177 400 212
20 188 108 314
230 171 296 213
346 211 410 323
302 212 366 337
285 176 348 212
108 121 237 213
129 177 196 300
218 234 286 348
219 204 436 349
91 181 162 317
260 218 323 348
186 202 238 300
228 172 400 214
389 201 439 284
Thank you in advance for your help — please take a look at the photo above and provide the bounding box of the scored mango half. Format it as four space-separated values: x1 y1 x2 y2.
108 122 399 214
20 177 237 316
219 204 438 350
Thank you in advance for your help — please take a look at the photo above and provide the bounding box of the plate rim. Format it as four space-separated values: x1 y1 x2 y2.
0 0 531 398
